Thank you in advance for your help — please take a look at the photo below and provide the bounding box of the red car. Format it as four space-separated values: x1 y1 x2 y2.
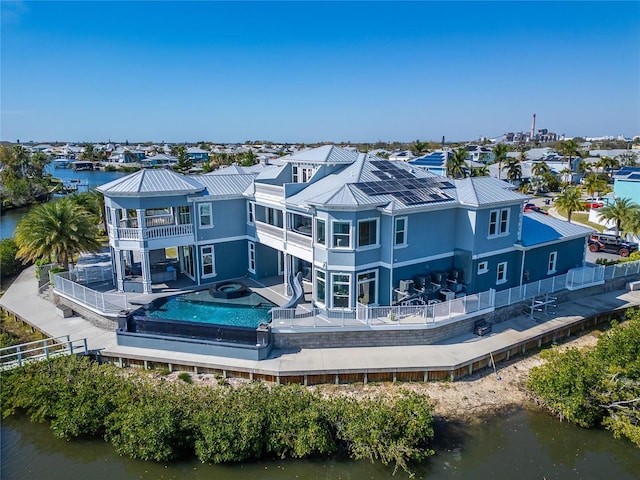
524 203 548 215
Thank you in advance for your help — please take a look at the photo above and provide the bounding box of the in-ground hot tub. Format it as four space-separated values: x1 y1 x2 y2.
210 281 249 299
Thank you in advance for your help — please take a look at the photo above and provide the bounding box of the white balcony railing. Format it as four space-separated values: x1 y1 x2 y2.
114 224 193 241
254 183 284 198
287 230 313 249
255 221 284 240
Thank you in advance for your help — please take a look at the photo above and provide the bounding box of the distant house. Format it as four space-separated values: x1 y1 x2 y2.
388 150 415 162
408 151 451 177
187 147 210 162
97 145 591 301
613 167 640 205
141 153 178 168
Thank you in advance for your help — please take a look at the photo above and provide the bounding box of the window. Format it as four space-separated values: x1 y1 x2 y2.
316 270 326 305
248 242 256 273
199 203 212 228
201 245 215 277
358 219 378 247
332 273 350 308
489 208 509 237
316 219 326 245
477 261 488 274
178 206 191 225
394 217 407 246
332 221 351 248
496 261 507 284
106 207 112 225
357 270 377 305
292 165 314 183
247 202 254 224
266 207 281 227
548 251 557 274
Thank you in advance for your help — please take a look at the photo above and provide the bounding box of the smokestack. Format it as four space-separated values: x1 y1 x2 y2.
530 114 536 141
441 136 445 148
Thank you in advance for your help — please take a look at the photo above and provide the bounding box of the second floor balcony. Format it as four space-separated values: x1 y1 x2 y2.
113 223 194 241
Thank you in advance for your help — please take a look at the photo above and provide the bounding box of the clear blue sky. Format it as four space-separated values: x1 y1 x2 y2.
1 1 639 144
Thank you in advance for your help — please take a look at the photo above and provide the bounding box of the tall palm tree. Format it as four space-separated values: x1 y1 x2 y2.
556 139 581 171
602 155 621 180
502 158 522 183
412 139 429 155
447 148 469 179
14 197 102 270
492 144 509 180
581 174 607 200
531 161 550 177
598 197 640 236
554 187 584 223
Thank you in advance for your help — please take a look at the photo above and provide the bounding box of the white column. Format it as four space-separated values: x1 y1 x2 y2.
283 253 289 296
141 250 152 294
114 248 125 292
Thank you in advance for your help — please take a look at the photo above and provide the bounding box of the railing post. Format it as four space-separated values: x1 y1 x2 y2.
68 335 73 355
17 345 22 366
508 288 512 305
83 338 88 354
448 299 452 319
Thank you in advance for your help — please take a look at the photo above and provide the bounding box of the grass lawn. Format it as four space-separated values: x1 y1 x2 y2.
556 207 604 232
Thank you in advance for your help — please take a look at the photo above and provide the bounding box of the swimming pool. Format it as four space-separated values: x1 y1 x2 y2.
144 288 276 328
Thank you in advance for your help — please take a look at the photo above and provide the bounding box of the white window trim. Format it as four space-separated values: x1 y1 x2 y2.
394 216 408 248
488 208 510 238
496 261 507 285
548 251 557 275
331 220 352 249
357 218 379 250
247 202 255 225
248 242 256 274
477 261 488 274
314 269 326 307
200 245 216 278
331 272 351 309
356 269 378 306
198 203 213 229
315 218 326 247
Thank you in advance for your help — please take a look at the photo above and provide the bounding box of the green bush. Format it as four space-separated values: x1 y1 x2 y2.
527 308 640 446
0 238 21 279
177 371 192 383
1 355 436 473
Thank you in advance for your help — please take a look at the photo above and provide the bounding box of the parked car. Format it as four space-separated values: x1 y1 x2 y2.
524 203 548 215
582 197 605 209
588 233 639 257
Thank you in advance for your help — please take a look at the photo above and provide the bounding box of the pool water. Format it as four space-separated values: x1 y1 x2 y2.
145 290 276 328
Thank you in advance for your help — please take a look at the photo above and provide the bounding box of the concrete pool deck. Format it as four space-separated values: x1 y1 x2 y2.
2 265 640 383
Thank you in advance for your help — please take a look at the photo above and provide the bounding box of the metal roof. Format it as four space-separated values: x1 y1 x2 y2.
97 169 204 197
615 166 640 181
190 174 256 197
281 145 358 164
455 177 527 206
520 212 593 247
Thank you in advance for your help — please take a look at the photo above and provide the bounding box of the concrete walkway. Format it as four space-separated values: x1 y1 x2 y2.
2 265 640 378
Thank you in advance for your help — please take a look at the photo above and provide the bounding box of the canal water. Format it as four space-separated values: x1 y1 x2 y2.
2 409 639 479
0 166 127 240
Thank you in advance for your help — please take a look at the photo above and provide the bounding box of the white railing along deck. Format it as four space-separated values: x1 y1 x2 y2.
53 273 127 316
271 261 640 329
286 230 313 249
114 223 193 241
0 335 89 371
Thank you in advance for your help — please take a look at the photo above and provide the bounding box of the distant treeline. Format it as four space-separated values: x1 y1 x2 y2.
1 356 435 474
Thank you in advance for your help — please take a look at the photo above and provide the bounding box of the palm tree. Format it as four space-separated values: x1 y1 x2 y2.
502 158 522 183
492 144 509 180
602 155 621 180
14 197 102 270
411 139 429 156
556 139 581 171
471 165 489 177
581 174 607 200
554 187 584 222
598 197 640 236
531 161 550 177
447 148 469 179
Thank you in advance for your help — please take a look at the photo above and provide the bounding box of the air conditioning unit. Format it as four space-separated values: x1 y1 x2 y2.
399 279 414 293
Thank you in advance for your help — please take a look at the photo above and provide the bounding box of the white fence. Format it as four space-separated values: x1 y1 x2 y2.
0 335 89 370
272 261 640 329
53 272 128 316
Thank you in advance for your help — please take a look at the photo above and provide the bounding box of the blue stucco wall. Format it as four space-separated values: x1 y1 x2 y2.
523 238 586 284
614 179 640 205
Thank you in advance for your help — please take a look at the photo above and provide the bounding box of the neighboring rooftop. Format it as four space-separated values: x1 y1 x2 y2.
520 212 594 247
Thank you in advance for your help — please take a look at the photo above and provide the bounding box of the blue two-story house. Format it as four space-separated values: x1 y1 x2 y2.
98 145 592 306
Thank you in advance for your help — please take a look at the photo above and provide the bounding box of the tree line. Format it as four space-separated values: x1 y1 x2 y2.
527 308 640 447
0 355 435 475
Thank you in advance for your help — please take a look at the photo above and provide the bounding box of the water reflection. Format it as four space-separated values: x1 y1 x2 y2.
3 409 639 480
